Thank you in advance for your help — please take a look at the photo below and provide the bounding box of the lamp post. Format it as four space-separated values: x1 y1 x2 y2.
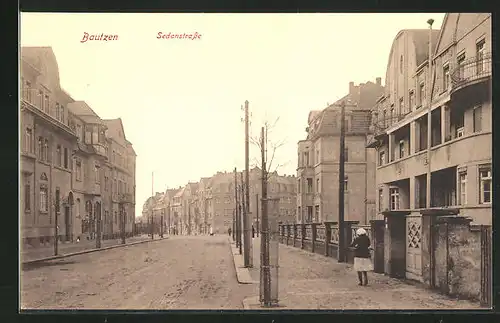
338 100 346 263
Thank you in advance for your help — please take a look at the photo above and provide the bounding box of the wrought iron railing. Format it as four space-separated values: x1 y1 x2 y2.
371 111 410 136
316 224 326 242
450 52 491 89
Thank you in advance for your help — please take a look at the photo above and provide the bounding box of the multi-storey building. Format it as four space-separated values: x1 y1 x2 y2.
297 79 384 225
197 177 213 234
171 186 184 234
367 14 491 281
183 182 199 235
209 171 235 234
20 46 136 246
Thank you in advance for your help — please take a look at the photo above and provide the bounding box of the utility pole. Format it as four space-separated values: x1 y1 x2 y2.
234 168 241 252
160 209 164 238
426 18 434 209
256 193 259 237
260 126 271 305
54 190 60 256
241 171 251 266
244 100 253 267
232 209 236 241
121 204 126 244
151 171 154 240
338 101 346 263
96 203 101 248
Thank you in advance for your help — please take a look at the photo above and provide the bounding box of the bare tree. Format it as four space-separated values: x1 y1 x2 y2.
249 117 291 180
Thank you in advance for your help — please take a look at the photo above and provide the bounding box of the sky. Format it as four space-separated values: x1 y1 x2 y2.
20 12 445 218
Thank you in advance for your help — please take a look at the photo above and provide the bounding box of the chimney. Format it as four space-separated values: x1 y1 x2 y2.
376 77 381 86
349 82 355 94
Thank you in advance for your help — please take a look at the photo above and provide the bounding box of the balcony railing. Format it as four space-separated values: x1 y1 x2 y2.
119 193 134 203
371 111 409 136
450 52 491 90
21 88 77 138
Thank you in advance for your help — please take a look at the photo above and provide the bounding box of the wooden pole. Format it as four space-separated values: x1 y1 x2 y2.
338 101 346 263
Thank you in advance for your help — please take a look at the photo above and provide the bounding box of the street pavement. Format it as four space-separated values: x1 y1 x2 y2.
242 236 481 310
21 234 153 263
20 235 255 310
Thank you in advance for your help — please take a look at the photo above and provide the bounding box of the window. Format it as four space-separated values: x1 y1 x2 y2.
459 172 467 205
306 178 313 193
473 106 482 132
479 167 491 204
409 91 414 111
379 150 386 166
44 95 50 114
378 189 383 212
457 127 464 138
457 53 466 79
60 106 65 124
390 188 400 210
418 82 425 107
40 185 48 212
344 176 348 191
443 64 450 91
304 151 309 166
55 103 60 120
344 147 348 162
476 39 485 74
25 81 32 101
298 179 301 193
399 140 405 159
75 159 82 181
38 137 43 158
400 55 404 74
56 145 62 167
85 126 92 144
314 205 320 223
24 181 31 211
104 176 109 191
399 97 405 115
76 124 82 141
43 139 49 161
24 128 33 153
316 178 320 193
64 148 68 168
92 126 99 144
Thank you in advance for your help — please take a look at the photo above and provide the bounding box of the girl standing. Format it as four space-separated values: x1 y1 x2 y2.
350 228 373 286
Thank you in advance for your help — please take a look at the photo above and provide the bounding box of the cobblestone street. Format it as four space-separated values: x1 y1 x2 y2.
244 237 481 310
21 235 254 310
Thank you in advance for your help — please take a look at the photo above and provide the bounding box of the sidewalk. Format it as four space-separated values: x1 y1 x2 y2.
240 237 481 310
21 234 157 263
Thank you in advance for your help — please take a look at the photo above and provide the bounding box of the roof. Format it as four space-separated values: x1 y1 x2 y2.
103 118 127 141
67 101 103 124
21 46 61 94
174 187 185 198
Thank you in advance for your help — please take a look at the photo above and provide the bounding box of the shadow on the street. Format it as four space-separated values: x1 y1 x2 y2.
21 260 77 272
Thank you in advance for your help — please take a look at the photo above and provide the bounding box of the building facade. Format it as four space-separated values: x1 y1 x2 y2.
20 46 136 246
297 79 384 225
367 14 491 281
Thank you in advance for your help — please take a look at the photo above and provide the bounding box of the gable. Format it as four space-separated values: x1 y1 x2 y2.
434 13 458 55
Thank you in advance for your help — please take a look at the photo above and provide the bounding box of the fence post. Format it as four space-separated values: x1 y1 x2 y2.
301 223 306 249
311 223 317 253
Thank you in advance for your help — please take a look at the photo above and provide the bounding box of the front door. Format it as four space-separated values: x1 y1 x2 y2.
406 215 423 282
65 206 71 241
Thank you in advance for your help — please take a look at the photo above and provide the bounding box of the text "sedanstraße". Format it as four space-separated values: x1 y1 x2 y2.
157 32 202 40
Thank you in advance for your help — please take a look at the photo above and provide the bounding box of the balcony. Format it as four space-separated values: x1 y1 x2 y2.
429 132 491 172
21 88 76 138
450 52 491 93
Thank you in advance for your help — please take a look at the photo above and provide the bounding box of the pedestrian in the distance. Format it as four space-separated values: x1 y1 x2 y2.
350 228 373 286
252 224 255 238
228 227 232 236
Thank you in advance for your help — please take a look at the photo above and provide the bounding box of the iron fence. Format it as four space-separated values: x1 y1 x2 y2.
450 52 491 89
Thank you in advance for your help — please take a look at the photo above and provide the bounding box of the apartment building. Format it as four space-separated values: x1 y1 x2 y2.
171 187 184 234
297 79 384 225
367 14 491 281
20 46 137 245
183 182 199 235
209 171 235 234
197 177 213 234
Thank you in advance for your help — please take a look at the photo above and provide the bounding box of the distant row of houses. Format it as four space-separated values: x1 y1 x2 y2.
139 167 296 234
20 47 137 246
